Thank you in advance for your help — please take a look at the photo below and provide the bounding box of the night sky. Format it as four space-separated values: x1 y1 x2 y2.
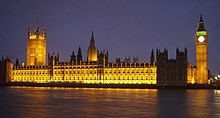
0 0 220 74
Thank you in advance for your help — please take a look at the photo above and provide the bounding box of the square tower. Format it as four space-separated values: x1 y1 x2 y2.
195 15 208 84
27 23 46 66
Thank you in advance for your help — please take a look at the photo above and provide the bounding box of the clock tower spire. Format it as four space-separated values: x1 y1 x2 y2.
197 14 206 31
195 14 208 84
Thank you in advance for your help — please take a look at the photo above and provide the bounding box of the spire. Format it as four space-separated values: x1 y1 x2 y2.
87 30 98 62
197 14 206 31
43 28 47 37
70 50 76 62
199 14 204 22
91 30 94 41
78 46 81 54
28 27 31 37
184 47 187 54
77 46 82 62
15 58 20 66
89 30 96 49
150 49 155 65
35 16 40 35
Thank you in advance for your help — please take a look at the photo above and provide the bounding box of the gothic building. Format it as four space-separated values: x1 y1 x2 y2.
7 28 157 84
0 15 208 85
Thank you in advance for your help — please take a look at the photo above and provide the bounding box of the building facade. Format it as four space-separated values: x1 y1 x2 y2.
156 48 191 86
10 30 157 84
1 15 208 85
0 58 13 84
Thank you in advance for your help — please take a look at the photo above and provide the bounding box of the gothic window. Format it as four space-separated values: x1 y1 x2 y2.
30 48 35 53
39 47 43 54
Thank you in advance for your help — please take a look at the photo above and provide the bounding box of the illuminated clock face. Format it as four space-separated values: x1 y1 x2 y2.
198 36 205 42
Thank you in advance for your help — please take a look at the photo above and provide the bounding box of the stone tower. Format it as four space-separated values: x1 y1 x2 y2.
87 31 98 62
27 19 46 66
195 14 208 84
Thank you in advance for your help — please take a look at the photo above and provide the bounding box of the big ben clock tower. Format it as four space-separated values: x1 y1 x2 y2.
195 14 208 84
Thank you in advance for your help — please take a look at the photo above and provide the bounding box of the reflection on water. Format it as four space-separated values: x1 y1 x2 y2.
0 87 220 118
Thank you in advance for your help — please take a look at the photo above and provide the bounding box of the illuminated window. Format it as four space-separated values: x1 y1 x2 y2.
30 48 35 53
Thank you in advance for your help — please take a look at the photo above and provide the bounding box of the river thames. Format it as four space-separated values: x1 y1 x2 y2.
0 86 220 118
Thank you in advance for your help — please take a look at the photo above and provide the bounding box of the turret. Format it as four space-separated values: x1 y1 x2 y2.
28 28 31 37
48 52 59 66
150 49 155 65
43 28 46 37
98 50 109 65
70 50 76 63
77 46 83 62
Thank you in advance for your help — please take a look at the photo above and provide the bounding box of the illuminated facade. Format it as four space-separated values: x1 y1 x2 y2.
11 60 156 84
187 63 196 84
10 29 157 84
195 15 208 84
0 15 208 85
27 22 46 66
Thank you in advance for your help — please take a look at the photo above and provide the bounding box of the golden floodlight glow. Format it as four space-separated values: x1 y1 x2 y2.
10 63 157 84
195 15 208 84
27 25 46 66
5 16 208 85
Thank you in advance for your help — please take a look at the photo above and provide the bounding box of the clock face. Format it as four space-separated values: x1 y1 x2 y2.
198 36 205 42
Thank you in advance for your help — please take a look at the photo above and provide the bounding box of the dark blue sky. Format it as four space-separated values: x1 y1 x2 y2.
0 0 220 74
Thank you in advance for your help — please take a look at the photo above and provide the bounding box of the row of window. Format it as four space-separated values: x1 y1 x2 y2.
13 71 48 75
13 67 156 75
54 66 97 69
53 65 155 69
13 76 155 81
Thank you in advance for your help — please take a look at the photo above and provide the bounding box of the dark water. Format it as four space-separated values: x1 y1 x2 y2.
1 87 220 118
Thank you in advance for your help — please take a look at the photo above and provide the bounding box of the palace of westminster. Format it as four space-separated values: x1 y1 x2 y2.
0 15 208 85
